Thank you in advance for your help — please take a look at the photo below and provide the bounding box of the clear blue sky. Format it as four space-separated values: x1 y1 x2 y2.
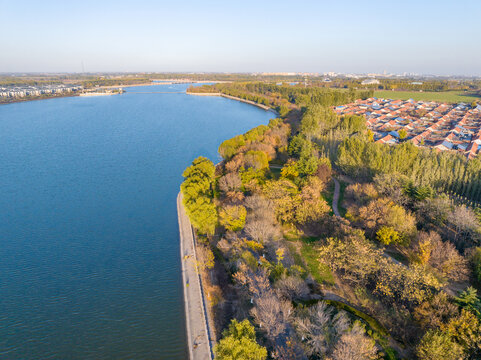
1 0 480 75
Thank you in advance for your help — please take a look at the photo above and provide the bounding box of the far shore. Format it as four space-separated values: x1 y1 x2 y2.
187 91 279 114
1 80 228 105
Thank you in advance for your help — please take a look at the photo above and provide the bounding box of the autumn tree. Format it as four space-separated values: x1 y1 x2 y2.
331 323 378 360
414 292 458 330
410 231 469 282
416 330 464 360
214 319 267 360
347 197 416 241
219 205 247 232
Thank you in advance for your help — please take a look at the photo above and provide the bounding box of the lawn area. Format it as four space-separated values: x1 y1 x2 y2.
300 241 335 285
374 90 480 103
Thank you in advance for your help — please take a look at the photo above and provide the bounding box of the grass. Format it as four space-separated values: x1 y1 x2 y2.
300 241 335 285
286 242 305 269
374 90 480 104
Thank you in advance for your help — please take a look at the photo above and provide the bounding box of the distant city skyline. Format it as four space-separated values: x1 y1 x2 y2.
1 0 480 76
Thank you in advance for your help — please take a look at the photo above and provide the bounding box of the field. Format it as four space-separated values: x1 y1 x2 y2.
373 90 480 103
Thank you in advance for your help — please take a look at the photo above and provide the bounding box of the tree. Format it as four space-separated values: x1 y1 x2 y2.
416 330 465 360
373 173 409 205
214 319 267 360
219 173 242 194
246 216 279 241
331 323 378 360
447 205 480 245
376 226 400 245
280 159 299 180
315 157 332 183
398 128 408 140
181 157 218 235
414 292 458 330
244 150 269 170
427 233 469 282
456 287 481 319
416 197 452 226
347 197 416 240
185 196 218 235
275 276 310 301
219 205 247 232
295 177 330 224
410 231 468 282
295 302 349 356
444 309 481 353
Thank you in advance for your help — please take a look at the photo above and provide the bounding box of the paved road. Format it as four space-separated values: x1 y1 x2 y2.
332 177 341 217
177 193 213 360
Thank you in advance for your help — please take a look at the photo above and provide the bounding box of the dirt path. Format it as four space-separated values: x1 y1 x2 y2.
332 178 341 217
177 193 214 360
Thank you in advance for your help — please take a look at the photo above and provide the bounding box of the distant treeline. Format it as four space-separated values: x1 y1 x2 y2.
188 82 373 115
80 77 152 88
0 77 65 86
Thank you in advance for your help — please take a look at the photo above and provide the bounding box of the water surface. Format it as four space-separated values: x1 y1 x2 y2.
0 84 273 359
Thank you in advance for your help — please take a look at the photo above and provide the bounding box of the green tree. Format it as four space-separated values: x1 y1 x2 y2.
181 157 218 235
214 319 267 360
416 330 465 360
456 287 481 318
398 129 408 140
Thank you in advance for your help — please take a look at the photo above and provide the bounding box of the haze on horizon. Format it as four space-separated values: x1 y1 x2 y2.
1 0 480 76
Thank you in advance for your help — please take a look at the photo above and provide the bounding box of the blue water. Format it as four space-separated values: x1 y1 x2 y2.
0 84 273 359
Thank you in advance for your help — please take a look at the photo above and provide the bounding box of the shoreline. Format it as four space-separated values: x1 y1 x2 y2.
187 91 279 114
0 81 221 106
177 192 214 360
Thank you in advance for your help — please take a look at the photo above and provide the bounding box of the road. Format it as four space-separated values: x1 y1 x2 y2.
177 192 213 360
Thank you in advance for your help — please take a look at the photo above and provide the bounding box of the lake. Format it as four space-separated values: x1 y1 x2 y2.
0 84 273 359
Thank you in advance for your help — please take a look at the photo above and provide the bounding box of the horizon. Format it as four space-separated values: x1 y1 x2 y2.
1 0 480 76
1 71 481 79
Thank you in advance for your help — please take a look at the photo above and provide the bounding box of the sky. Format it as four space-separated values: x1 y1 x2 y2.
1 0 480 76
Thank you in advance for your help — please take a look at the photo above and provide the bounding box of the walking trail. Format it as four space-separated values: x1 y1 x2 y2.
332 177 341 217
177 192 213 360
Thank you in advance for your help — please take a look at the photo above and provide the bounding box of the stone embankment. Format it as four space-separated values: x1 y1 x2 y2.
177 192 214 360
